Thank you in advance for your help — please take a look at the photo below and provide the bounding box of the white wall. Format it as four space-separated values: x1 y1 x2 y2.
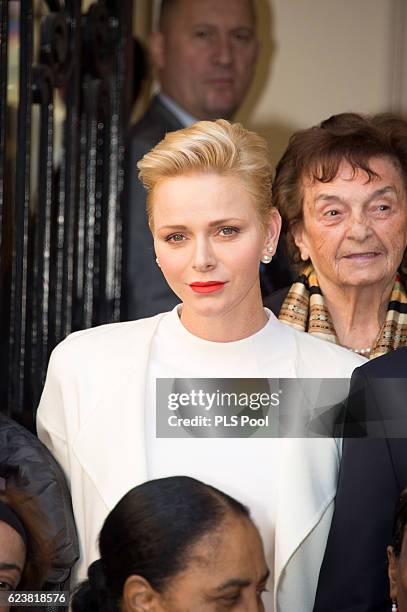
237 0 407 165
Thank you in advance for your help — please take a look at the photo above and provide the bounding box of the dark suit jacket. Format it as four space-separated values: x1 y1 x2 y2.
313 347 407 612
122 96 183 319
263 285 289 315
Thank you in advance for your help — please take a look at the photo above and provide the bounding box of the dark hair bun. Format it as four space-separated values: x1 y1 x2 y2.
71 580 100 612
71 560 114 612
73 477 250 610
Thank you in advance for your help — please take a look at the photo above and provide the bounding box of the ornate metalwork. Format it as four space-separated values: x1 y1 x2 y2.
0 0 133 428
0 0 10 412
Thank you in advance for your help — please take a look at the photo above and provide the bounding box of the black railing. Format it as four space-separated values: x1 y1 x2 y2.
0 0 133 430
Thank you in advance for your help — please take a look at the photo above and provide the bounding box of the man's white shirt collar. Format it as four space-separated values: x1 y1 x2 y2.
158 92 197 127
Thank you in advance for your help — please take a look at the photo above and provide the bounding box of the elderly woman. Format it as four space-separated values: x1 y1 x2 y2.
37 120 363 611
266 112 407 358
72 476 268 612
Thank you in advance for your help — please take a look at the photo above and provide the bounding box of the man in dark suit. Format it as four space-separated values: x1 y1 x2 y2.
314 347 407 612
122 0 262 319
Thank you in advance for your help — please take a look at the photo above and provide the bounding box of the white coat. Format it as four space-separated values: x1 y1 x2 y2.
37 312 364 611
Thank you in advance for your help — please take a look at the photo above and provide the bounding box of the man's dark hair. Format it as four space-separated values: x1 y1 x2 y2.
159 0 178 30
159 0 256 31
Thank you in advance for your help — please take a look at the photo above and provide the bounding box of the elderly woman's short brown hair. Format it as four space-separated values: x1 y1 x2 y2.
274 112 407 271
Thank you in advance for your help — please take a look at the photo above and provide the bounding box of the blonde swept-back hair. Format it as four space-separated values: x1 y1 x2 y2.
138 119 273 229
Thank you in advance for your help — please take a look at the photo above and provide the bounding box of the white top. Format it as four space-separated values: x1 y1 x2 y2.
146 308 284 608
145 307 364 611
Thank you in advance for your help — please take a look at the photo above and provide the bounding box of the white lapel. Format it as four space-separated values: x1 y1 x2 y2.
271 325 342 608
274 437 339 606
72 315 164 510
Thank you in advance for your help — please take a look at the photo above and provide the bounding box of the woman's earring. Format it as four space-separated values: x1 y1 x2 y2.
156 258 161 268
392 601 398 612
261 245 274 264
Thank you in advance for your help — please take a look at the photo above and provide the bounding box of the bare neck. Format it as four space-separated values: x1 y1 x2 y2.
319 278 394 350
180 288 268 343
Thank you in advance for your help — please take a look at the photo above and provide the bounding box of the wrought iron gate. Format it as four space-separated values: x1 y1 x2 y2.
0 0 133 430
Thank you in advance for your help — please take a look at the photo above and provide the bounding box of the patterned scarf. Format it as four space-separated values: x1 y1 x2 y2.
278 264 407 359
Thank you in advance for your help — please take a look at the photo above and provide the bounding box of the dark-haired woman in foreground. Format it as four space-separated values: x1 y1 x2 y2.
72 476 268 612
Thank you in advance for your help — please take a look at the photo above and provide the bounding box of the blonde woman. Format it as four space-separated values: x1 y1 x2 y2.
37 120 364 611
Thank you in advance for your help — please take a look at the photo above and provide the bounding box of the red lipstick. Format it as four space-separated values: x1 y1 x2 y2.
189 281 226 294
